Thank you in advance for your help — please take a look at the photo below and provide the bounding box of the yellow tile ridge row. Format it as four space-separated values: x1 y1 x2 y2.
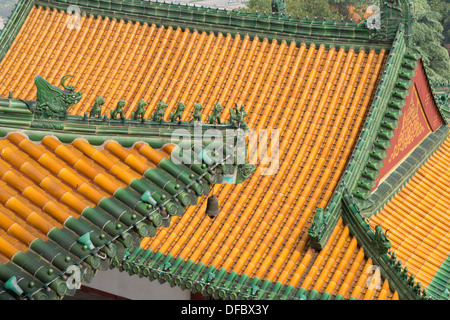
45 13 93 88
192 34 233 119
0 146 89 214
0 130 181 265
0 187 56 236
268 48 384 286
0 158 74 225
199 34 250 120
0 7 49 93
0 7 297 123
246 46 339 281
157 29 209 118
15 9 68 98
0 6 38 76
77 20 137 115
69 15 123 113
71 140 139 185
137 27 193 118
197 43 306 271
0 206 42 247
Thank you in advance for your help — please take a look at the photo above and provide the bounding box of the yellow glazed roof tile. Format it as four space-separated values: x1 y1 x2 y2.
0 5 401 300
371 134 450 291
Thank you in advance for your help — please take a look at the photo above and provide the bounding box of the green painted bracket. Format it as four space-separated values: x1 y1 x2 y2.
77 233 95 251
4 276 23 296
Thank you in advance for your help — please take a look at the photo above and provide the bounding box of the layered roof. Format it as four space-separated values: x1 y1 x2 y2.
0 0 447 300
117 35 394 299
0 129 226 299
0 3 397 299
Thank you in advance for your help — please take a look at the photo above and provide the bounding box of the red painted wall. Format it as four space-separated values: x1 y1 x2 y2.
373 60 444 189
414 60 443 131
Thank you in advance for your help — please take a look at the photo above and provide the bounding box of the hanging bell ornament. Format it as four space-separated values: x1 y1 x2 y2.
205 195 220 219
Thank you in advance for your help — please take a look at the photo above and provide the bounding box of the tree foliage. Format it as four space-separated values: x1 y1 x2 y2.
243 0 343 19
427 0 450 47
244 0 450 85
285 0 343 20
411 0 450 85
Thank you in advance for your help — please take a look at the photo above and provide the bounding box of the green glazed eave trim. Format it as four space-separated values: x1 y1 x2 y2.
0 124 245 149
0 261 51 300
32 0 394 50
115 249 352 300
352 47 419 206
435 101 450 124
0 93 252 151
349 25 407 203
430 79 450 125
0 223 109 300
2 191 173 300
357 124 449 301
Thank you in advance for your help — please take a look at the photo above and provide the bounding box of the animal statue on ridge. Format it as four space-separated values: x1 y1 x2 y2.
35 75 82 117
110 100 126 120
89 95 105 118
189 102 203 124
133 99 147 121
152 100 167 123
170 102 186 123
208 103 223 125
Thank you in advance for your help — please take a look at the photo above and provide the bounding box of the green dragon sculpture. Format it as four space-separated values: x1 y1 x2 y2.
152 100 167 123
35 75 82 118
308 207 327 239
236 163 256 184
229 104 248 129
133 99 147 121
110 100 126 120
372 224 391 256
